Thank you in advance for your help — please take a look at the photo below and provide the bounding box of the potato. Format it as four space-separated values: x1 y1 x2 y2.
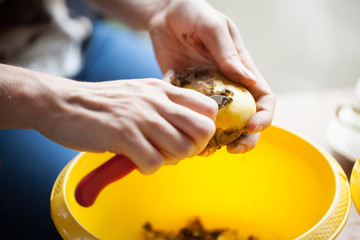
172 69 256 156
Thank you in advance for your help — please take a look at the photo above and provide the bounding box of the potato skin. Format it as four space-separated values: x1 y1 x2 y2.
173 69 256 156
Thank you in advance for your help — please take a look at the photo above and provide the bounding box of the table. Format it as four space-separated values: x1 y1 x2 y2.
273 88 358 239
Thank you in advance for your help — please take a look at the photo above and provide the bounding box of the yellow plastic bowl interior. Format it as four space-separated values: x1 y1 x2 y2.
51 125 348 240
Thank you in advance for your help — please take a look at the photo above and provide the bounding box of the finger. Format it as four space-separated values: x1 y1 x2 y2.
226 18 256 70
139 113 195 165
198 18 257 86
227 18 272 92
226 132 261 154
165 85 218 121
227 18 276 133
112 124 164 175
159 104 216 156
246 93 276 134
162 69 176 83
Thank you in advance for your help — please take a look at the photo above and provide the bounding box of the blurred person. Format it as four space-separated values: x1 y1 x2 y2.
0 0 275 238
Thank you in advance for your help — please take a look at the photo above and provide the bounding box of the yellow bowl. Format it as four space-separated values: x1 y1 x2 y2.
51 125 350 240
350 158 360 214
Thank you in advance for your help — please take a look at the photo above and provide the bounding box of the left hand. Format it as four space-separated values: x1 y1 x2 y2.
149 0 276 153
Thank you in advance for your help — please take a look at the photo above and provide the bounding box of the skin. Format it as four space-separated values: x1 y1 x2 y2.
0 0 275 173
0 65 217 174
89 0 275 152
146 0 276 153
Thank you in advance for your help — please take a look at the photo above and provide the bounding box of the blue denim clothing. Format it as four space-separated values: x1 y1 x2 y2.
0 20 162 239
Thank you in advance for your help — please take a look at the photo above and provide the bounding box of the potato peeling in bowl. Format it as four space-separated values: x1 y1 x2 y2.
172 68 256 156
143 218 258 240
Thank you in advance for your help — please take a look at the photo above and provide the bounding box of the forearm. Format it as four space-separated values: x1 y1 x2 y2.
0 64 65 130
86 0 171 30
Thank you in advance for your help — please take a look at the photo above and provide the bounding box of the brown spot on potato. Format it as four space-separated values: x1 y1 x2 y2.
172 68 256 157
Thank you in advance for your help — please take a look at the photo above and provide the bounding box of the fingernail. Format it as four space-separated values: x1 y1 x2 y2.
233 59 257 82
253 125 263 133
163 69 175 83
240 66 257 82
234 144 246 153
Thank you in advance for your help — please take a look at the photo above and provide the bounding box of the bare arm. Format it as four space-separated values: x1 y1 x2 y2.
0 64 217 173
0 64 52 129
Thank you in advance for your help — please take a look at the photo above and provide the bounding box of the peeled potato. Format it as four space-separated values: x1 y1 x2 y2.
172 69 256 156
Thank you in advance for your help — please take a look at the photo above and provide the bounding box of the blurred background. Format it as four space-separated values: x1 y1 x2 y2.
204 0 360 176
207 0 360 94
69 0 360 94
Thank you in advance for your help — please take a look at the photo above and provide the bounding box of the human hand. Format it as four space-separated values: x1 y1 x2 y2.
149 0 275 153
33 72 217 174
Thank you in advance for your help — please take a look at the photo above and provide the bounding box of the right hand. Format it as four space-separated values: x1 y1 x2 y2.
149 0 275 154
35 71 218 174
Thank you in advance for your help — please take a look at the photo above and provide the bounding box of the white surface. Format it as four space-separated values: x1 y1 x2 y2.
207 0 360 94
327 117 360 162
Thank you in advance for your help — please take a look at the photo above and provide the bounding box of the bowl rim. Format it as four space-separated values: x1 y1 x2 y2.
273 125 351 240
51 124 351 240
51 152 99 240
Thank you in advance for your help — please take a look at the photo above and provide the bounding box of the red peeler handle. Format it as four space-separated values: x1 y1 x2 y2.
75 154 137 207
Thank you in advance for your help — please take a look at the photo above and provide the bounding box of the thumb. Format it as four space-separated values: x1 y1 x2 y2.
162 69 176 83
199 21 257 86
